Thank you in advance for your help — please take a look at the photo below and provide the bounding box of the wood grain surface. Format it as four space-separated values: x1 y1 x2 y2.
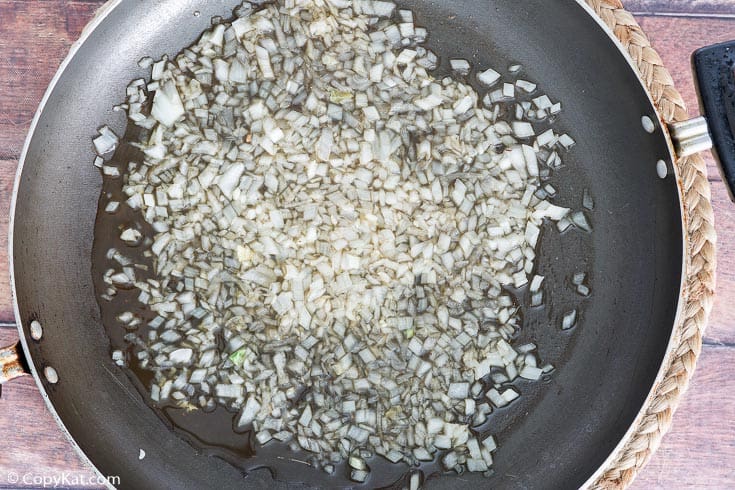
626 0 735 15
0 1 733 489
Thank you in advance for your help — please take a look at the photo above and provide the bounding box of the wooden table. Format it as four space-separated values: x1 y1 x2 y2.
1 1 733 488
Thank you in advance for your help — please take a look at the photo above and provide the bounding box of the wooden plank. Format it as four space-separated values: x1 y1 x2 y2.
0 161 15 323
704 178 735 345
627 0 735 15
0 0 105 319
631 346 735 488
0 1 103 160
0 330 101 490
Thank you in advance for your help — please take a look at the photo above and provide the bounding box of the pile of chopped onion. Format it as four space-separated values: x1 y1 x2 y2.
99 0 587 480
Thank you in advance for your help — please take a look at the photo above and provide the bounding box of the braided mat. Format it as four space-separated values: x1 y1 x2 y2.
585 1 717 488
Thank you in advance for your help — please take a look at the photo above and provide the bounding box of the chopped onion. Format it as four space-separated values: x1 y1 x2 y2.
450 58 471 75
350 470 369 483
120 228 142 244
582 188 594 210
100 0 584 480
562 310 577 330
237 396 262 428
410 472 421 490
516 79 536 93
520 365 543 380
477 68 501 87
571 211 592 232
572 272 587 285
448 382 469 399
530 275 544 292
93 126 119 156
151 81 185 127
169 348 193 365
558 133 576 149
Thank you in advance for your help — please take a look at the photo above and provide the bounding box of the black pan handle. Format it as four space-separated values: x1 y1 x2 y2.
685 40 735 201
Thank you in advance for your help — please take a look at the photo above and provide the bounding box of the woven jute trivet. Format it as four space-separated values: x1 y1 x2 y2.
584 1 717 488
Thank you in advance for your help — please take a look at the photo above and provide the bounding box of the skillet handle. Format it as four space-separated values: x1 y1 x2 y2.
0 342 29 385
686 40 735 201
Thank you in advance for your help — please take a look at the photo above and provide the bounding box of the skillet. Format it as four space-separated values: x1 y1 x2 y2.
3 1 731 488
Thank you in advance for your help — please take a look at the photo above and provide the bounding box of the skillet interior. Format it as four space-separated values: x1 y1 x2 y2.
11 1 682 488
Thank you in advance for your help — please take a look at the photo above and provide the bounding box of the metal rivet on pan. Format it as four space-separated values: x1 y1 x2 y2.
194 10 200 17
139 449 146 460
656 160 669 179
641 115 656 134
44 366 59 384
30 320 43 341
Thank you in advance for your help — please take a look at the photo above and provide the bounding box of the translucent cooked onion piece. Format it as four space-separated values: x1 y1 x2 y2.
100 0 583 480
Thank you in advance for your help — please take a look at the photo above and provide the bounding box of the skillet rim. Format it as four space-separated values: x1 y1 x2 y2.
7 1 687 488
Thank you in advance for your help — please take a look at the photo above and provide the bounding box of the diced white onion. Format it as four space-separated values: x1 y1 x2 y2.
477 68 501 87
100 0 583 480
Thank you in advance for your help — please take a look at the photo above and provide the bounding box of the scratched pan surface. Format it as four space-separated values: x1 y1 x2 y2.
10 0 682 489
